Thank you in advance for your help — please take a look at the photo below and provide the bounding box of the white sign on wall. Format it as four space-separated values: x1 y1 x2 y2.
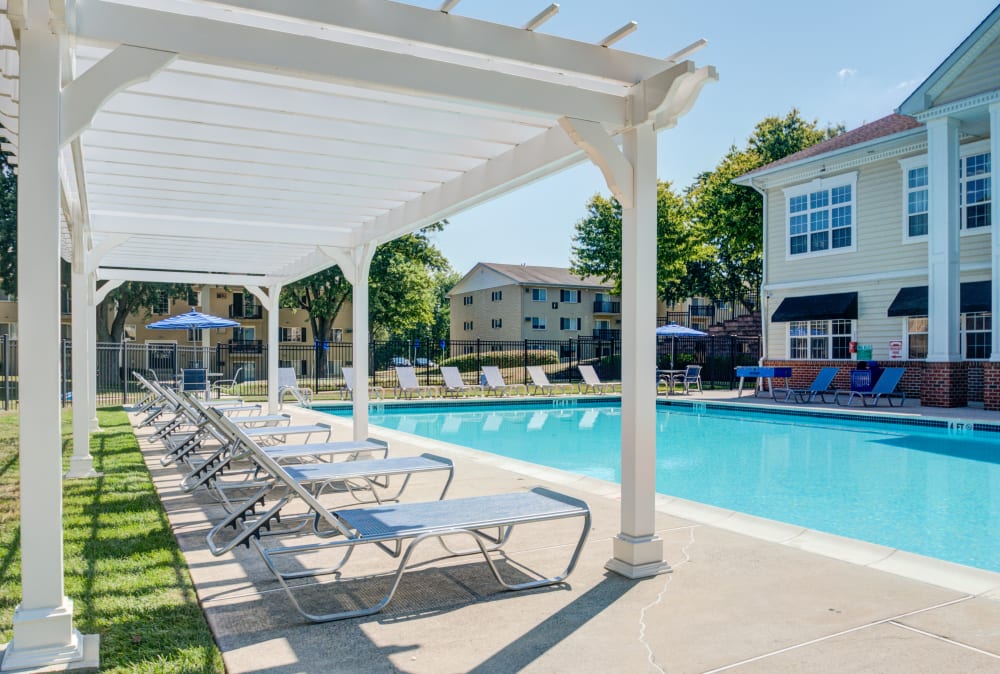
889 340 903 360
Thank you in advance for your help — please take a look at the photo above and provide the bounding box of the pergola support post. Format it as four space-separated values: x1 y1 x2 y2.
265 284 282 414
606 124 670 579
86 274 101 432
1 19 97 671
350 243 377 442
67 252 99 479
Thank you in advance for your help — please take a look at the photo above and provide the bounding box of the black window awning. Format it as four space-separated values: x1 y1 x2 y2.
771 292 858 322
886 281 992 317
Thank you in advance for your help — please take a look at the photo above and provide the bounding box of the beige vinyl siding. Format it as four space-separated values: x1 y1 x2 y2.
767 160 929 286
935 34 1000 105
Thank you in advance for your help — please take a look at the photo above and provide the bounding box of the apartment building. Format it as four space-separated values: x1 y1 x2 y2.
448 262 619 342
733 4 1000 408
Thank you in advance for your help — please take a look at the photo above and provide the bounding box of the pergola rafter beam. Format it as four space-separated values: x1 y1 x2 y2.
71 0 631 125
96 267 273 286
357 124 585 245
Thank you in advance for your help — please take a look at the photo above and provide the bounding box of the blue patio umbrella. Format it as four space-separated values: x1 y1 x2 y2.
655 322 707 369
145 310 240 331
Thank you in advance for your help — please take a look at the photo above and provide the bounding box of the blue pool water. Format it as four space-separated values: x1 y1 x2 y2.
322 402 1000 573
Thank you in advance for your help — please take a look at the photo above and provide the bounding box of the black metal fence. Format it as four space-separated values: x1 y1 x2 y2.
0 334 761 408
658 290 760 330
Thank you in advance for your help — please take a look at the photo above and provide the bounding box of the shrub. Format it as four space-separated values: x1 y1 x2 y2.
439 349 559 373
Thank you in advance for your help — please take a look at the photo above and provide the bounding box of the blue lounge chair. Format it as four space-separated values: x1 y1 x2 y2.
774 367 839 403
834 368 906 407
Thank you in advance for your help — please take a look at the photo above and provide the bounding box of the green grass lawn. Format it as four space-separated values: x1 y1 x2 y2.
0 408 224 673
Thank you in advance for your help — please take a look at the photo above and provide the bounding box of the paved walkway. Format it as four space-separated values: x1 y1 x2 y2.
131 394 1000 673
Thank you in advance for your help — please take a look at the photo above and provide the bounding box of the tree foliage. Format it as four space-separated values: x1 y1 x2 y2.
97 282 191 342
570 181 709 305
687 109 843 305
0 151 16 297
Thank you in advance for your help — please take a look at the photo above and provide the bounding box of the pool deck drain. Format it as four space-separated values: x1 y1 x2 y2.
131 395 1000 673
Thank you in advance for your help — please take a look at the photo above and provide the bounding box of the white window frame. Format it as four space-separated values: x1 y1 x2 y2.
491 318 502 329
151 290 170 315
559 317 582 331
530 316 546 330
900 140 992 243
463 321 473 331
783 172 858 260
531 288 547 302
491 290 502 302
463 295 473 305
786 319 855 360
903 316 928 359
962 311 992 360
559 289 581 303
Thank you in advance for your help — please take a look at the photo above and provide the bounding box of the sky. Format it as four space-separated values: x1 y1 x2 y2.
404 0 1000 275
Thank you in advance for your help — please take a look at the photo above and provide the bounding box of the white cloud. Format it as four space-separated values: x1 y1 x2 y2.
894 78 920 90
838 68 858 81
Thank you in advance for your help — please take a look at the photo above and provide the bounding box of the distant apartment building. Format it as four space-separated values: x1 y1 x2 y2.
448 262 620 342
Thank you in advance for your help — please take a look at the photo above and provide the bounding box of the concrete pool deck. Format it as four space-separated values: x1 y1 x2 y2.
130 394 1000 673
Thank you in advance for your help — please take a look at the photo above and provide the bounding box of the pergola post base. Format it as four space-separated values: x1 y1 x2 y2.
606 533 672 579
0 599 98 672
64 456 101 480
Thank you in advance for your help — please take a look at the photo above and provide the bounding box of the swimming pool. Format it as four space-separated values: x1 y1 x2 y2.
321 401 1000 573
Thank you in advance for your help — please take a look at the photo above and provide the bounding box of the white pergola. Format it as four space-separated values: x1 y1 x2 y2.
0 0 716 669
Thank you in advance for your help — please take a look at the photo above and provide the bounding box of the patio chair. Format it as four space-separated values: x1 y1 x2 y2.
341 367 384 401
181 368 209 399
674 365 703 394
211 367 243 398
440 366 483 397
773 367 839 403
526 366 574 395
578 365 614 394
278 367 313 409
833 367 907 407
203 418 591 622
481 366 526 397
395 365 439 399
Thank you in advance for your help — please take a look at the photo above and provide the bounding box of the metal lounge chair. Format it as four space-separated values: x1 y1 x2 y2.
834 367 907 407
395 365 439 398
578 364 614 394
205 422 591 622
526 365 574 395
341 366 384 401
773 367 839 403
440 366 482 397
481 365 526 397
211 367 243 398
278 367 313 409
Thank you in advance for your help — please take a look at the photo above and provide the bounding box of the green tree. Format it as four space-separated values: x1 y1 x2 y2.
429 269 461 343
690 109 843 307
0 150 16 297
97 282 191 342
570 180 707 305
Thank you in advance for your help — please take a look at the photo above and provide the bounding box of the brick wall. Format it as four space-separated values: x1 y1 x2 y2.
984 362 1000 411
765 359 923 399
920 362 968 408
968 365 984 403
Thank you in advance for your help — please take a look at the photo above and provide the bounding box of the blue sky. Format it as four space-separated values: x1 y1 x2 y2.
409 0 999 275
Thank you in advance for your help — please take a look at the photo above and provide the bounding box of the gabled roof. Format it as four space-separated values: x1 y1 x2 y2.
898 3 1000 115
735 114 923 182
479 262 611 288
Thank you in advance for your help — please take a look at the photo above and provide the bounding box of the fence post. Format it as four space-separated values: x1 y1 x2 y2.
523 339 528 385
2 334 8 411
729 336 737 390
122 338 128 404
476 338 481 376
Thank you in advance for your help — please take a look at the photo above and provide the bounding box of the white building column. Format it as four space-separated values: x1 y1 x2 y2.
266 284 282 414
67 258 98 479
990 103 1000 362
925 115 962 362
607 123 669 578
351 244 376 442
2 19 95 671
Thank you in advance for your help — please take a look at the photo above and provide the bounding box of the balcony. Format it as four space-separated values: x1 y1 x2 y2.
229 304 263 319
593 301 621 314
592 328 621 340
227 339 263 353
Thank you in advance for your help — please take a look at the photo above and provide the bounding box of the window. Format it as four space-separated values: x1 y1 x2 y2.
906 317 928 359
788 319 853 359
0 323 16 338
187 328 203 342
151 291 170 315
233 326 255 342
560 317 582 331
463 295 473 305
784 174 856 256
904 165 929 237
0 291 14 302
900 143 992 238
463 321 473 331
963 312 992 360
491 290 503 302
491 318 502 329
962 152 991 230
531 288 547 302
279 327 306 342
559 289 581 303
530 317 546 330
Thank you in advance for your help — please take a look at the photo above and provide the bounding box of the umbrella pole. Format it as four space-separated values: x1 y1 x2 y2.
671 336 675 370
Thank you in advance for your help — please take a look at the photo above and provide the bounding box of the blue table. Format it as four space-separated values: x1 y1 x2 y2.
735 367 792 398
